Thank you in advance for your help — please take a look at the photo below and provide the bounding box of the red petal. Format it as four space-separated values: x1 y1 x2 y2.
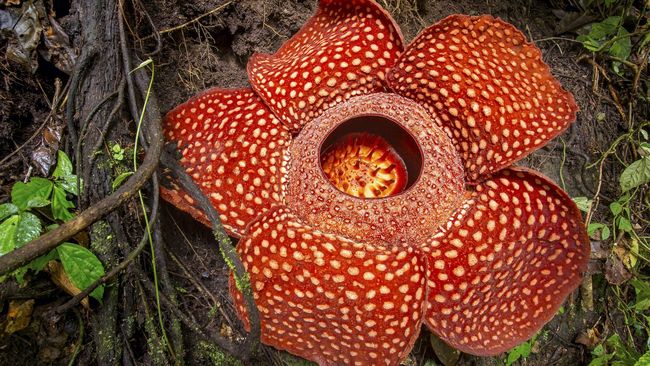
388 15 578 183
161 88 291 237
248 0 404 131
422 168 589 355
230 205 426 365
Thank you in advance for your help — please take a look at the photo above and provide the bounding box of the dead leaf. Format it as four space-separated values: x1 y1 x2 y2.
590 240 609 260
31 114 65 176
4 299 35 334
219 323 233 338
605 254 632 285
0 0 22 6
613 236 639 270
1 1 46 72
39 15 76 74
575 328 601 349
46 261 89 309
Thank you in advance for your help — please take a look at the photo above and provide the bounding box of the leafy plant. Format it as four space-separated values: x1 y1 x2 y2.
588 334 642 366
505 332 544 366
0 151 105 301
577 16 632 74
108 142 134 190
110 142 126 161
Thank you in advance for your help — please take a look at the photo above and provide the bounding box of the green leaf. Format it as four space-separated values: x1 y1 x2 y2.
57 243 105 301
13 250 58 284
0 203 19 221
133 58 153 71
589 16 621 40
52 150 73 178
588 342 615 366
11 178 53 210
631 279 650 312
605 334 640 364
641 128 649 141
593 343 606 357
58 175 81 196
588 223 611 240
51 186 75 222
634 350 650 366
506 337 534 366
577 35 601 51
573 196 593 213
639 143 650 156
609 27 631 61
112 171 133 190
610 201 623 215
616 216 633 233
111 144 125 161
52 151 81 195
620 157 650 192
0 215 20 255
15 212 41 247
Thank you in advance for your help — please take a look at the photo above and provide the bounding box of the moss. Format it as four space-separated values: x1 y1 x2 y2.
144 312 167 366
196 340 242 366
216 235 251 295
89 220 118 267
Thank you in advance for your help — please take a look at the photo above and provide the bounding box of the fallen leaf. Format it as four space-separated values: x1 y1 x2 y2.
39 16 76 74
605 254 632 285
0 0 22 7
1 1 46 72
575 328 601 349
590 240 609 260
4 299 35 334
613 239 638 270
46 260 89 309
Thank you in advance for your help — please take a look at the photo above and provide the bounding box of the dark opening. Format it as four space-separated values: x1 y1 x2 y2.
319 115 423 193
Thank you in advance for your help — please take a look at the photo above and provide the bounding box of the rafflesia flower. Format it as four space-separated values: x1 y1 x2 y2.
161 1 590 365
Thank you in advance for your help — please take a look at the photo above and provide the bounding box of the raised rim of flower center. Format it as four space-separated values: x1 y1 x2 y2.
318 114 423 199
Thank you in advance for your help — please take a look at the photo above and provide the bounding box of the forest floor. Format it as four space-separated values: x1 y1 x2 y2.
0 0 648 365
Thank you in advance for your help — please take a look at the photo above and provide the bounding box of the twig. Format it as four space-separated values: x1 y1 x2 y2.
152 1 233 37
165 247 237 328
0 80 68 169
160 147 260 360
130 0 162 56
137 271 243 358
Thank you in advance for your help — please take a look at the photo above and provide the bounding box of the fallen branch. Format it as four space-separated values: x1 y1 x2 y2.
160 146 260 360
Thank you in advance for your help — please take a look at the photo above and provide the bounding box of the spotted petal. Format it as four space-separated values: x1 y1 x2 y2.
161 88 291 237
388 15 578 183
248 0 404 131
421 168 589 355
230 205 426 366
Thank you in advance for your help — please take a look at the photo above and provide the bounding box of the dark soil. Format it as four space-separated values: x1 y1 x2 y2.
0 0 631 365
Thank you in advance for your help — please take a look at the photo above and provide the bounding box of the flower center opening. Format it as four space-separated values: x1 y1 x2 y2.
319 115 423 199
